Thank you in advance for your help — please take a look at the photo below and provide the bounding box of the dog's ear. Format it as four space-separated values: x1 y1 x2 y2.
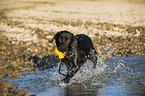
49 32 60 43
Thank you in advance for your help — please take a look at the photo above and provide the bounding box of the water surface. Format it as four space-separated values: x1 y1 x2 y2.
6 55 145 96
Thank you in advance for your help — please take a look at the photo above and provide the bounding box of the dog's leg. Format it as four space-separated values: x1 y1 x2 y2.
58 60 67 76
62 51 80 83
62 66 80 83
88 38 98 68
90 49 98 68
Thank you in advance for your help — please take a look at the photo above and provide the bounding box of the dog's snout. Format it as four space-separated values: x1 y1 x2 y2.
59 46 66 52
60 46 65 49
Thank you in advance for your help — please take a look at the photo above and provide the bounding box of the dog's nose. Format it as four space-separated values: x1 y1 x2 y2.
59 46 66 52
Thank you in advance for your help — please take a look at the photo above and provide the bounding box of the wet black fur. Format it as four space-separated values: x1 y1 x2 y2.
50 30 98 83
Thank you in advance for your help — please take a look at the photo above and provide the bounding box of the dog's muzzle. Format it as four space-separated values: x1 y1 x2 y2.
58 45 66 52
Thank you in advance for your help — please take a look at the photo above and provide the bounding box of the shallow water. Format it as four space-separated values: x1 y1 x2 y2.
6 55 145 96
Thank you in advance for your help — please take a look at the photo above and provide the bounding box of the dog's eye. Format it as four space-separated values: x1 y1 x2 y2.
66 38 70 42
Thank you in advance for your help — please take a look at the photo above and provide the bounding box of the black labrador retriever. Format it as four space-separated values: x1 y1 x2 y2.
50 30 98 83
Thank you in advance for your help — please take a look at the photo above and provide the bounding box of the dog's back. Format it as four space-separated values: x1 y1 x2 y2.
75 34 96 56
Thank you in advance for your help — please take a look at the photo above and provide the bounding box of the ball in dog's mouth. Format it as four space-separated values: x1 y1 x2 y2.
54 47 66 59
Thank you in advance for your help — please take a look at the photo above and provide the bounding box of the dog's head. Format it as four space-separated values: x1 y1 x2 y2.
50 30 76 53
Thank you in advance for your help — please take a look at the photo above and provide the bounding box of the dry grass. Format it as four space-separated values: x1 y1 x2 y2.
0 0 145 42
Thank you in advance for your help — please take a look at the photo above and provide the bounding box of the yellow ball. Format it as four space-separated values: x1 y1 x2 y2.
54 47 64 59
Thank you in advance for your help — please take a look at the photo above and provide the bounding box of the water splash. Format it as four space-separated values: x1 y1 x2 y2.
70 60 107 84
49 43 116 86
5 44 145 95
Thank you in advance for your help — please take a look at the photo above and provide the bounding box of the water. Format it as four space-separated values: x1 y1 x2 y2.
6 54 145 96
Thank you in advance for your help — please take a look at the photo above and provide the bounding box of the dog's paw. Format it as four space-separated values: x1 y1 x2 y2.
61 76 70 83
93 65 96 69
59 82 68 87
59 77 71 87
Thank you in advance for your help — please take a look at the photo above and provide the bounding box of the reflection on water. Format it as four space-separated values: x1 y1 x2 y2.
6 55 145 96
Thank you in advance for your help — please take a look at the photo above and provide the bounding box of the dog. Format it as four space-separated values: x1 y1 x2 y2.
50 30 98 83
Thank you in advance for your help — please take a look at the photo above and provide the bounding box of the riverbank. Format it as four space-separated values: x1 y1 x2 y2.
0 0 145 95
